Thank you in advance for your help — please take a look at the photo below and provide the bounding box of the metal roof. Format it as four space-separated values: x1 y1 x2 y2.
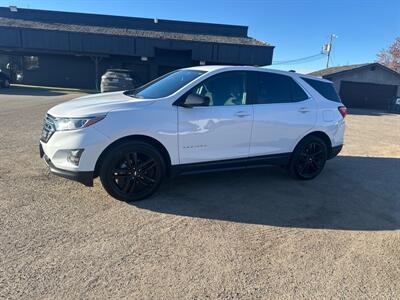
0 7 250 37
308 63 400 78
0 16 270 47
308 63 369 77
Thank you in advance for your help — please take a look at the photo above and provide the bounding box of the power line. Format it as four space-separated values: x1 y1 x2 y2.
272 53 326 65
271 34 338 67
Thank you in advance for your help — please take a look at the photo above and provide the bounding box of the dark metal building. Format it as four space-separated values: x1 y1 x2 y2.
309 63 400 110
0 7 274 89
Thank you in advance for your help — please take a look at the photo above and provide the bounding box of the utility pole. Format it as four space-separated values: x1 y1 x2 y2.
325 34 337 68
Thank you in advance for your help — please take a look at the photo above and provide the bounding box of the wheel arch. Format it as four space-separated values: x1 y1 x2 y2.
94 135 172 177
297 131 333 156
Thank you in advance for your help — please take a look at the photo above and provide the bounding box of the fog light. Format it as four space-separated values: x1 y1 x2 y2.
67 149 84 166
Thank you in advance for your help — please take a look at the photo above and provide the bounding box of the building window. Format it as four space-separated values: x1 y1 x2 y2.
24 56 39 70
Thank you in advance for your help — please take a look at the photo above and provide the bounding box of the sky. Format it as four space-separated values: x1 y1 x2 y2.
0 0 399 73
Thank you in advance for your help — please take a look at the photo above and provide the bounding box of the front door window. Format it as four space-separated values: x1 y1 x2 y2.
191 71 247 106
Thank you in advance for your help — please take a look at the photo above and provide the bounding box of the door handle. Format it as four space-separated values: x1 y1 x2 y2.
298 107 310 113
234 111 250 117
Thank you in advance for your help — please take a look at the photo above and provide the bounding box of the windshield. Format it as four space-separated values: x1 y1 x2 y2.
126 69 206 99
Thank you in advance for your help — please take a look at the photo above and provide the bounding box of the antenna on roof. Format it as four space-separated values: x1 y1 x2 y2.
9 6 18 12
154 18 158 24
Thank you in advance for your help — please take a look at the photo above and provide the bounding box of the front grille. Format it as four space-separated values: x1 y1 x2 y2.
40 114 56 143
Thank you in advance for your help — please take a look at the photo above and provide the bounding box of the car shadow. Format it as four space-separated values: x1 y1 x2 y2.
0 85 67 96
135 156 400 231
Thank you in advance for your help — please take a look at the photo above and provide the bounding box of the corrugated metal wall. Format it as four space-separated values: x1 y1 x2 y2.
0 7 249 37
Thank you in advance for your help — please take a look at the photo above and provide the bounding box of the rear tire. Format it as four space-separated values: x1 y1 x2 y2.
289 136 328 180
99 141 165 202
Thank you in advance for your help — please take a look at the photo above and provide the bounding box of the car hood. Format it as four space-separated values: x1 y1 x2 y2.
48 91 155 118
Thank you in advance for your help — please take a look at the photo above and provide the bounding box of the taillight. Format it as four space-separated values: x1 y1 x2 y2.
338 106 347 118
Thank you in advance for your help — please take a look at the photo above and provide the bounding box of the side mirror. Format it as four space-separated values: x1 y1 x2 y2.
180 93 210 108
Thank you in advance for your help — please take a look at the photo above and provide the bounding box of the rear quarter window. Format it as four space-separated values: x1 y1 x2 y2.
302 77 341 103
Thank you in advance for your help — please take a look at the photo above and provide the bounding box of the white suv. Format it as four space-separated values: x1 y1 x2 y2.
40 66 346 201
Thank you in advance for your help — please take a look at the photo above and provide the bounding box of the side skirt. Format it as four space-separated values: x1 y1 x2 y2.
170 153 291 177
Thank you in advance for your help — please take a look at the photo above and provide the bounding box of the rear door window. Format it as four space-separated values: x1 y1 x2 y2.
302 78 341 102
255 72 308 104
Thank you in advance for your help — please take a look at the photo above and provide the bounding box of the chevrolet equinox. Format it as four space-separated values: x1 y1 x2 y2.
40 66 346 201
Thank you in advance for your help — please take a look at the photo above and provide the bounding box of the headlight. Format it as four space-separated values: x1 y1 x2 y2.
54 116 105 131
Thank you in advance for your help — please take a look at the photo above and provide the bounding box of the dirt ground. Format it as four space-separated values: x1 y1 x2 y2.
1 86 399 299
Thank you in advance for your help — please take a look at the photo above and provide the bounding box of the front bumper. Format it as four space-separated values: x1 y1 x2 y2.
40 143 94 186
39 124 111 171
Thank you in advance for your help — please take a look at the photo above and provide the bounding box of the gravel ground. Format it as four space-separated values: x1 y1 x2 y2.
1 86 399 299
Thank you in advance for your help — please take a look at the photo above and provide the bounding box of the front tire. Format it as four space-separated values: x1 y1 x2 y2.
99 141 165 202
289 136 328 180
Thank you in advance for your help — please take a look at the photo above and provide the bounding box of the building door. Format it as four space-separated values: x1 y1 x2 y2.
339 81 397 110
121 63 150 85
158 65 177 76
155 48 193 77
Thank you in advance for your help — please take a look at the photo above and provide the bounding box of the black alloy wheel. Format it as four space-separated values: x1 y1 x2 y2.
100 142 165 202
289 136 327 180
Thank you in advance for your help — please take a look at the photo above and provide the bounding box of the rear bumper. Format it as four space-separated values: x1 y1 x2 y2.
40 144 93 186
328 145 343 160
